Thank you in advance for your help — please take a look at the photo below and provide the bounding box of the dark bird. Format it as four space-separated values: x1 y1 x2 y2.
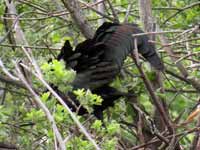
57 22 164 119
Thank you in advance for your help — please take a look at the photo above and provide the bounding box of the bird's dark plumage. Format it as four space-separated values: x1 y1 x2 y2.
57 22 164 119
93 22 164 71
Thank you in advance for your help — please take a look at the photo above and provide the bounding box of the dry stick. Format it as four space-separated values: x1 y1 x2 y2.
153 7 181 11
0 67 41 94
0 11 35 44
190 115 200 150
156 24 199 150
0 44 60 50
188 64 200 69
0 84 7 105
131 53 173 132
175 51 200 64
165 37 200 47
17 0 48 13
130 127 200 150
0 59 19 81
165 89 197 93
132 30 182 37
14 63 66 150
175 25 200 39
96 0 105 25
27 68 101 150
3 2 65 148
137 113 145 144
61 0 94 39
161 53 200 64
3 6 16 51
0 142 17 150
138 0 175 135
51 0 68 21
6 1 99 148
0 86 30 97
123 1 134 23
131 39 174 135
138 2 181 146
4 1 32 46
78 0 114 21
1 15 59 21
2 14 111 23
132 103 145 144
21 48 101 150
133 103 170 145
0 74 26 89
154 132 169 145
106 0 119 22
165 69 190 84
157 27 200 92
162 1 200 25
16 0 106 19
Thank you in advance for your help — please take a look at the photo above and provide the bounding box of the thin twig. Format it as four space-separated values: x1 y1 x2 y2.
78 0 115 21
131 39 174 134
130 127 200 150
175 52 200 64
61 0 94 38
0 44 60 50
157 25 200 92
0 11 34 44
0 59 19 81
15 62 66 150
132 30 182 37
106 0 119 22
17 0 48 13
162 1 200 25
20 48 101 150
123 1 134 23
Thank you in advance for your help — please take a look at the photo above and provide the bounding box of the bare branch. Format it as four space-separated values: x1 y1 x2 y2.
96 0 105 25
20 48 101 150
4 1 100 149
123 1 134 23
131 52 174 132
132 30 182 37
106 0 119 22
78 0 114 21
0 59 19 81
162 1 200 25
130 127 200 150
165 69 190 84
137 1 179 149
15 62 66 150
0 74 26 89
0 43 60 50
17 0 48 13
61 0 94 39
190 113 200 150
0 10 33 45
0 142 17 150
157 26 200 92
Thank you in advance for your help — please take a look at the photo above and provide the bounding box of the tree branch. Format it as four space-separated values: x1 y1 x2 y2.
61 0 94 39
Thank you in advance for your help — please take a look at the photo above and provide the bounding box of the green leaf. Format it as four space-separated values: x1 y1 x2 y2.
73 89 103 113
91 120 102 130
41 92 50 102
107 121 120 135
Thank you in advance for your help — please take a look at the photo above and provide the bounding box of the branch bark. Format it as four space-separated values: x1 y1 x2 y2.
0 74 26 89
3 1 100 149
61 0 94 39
137 0 180 149
157 26 200 92
15 63 66 150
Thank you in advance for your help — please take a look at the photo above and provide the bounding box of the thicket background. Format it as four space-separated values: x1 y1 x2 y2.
0 0 200 149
